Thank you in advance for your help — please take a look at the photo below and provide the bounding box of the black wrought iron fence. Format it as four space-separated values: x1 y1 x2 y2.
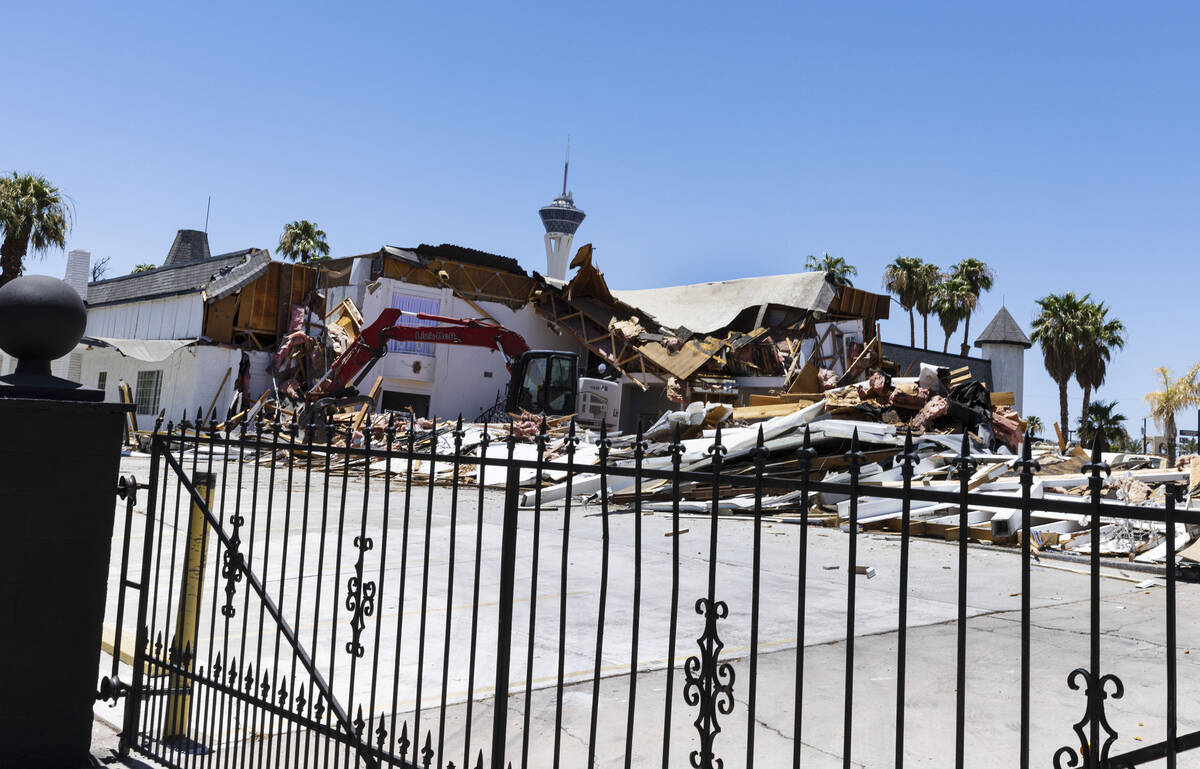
98 412 1197 769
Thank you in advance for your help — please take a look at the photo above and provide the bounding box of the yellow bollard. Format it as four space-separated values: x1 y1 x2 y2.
164 472 215 741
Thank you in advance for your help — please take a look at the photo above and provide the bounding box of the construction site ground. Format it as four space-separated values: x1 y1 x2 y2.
92 453 1200 768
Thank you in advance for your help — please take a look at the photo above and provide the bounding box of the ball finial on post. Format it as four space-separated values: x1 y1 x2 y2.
0 275 100 400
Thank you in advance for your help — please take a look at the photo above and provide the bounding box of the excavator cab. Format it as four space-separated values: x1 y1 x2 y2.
505 350 580 416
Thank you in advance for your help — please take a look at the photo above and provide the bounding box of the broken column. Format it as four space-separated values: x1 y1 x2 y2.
0 276 133 768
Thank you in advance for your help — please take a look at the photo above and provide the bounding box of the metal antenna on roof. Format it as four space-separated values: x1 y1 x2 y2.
562 136 570 196
204 195 212 234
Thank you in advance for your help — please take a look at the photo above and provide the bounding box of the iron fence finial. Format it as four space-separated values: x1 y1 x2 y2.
844 427 866 469
709 422 727 458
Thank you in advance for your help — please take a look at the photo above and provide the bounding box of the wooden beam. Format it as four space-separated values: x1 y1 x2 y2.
203 368 232 424
731 400 816 420
351 376 384 433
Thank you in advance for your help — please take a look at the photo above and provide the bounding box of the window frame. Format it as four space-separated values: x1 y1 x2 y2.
134 370 163 417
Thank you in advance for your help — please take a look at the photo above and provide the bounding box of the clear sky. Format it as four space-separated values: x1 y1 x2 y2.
4 2 1198 437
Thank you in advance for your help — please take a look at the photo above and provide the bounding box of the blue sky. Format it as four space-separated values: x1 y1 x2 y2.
4 2 1198 436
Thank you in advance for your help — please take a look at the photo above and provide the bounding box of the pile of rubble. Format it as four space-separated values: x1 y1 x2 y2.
185 294 1198 565
516 367 1198 565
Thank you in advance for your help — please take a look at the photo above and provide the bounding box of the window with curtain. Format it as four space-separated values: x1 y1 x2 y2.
388 293 441 356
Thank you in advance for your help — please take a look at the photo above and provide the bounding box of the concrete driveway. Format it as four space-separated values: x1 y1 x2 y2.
92 450 1200 768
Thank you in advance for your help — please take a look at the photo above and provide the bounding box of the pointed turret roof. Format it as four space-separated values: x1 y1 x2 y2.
973 306 1032 349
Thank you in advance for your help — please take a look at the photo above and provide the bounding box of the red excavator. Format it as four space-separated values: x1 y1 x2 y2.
301 307 618 428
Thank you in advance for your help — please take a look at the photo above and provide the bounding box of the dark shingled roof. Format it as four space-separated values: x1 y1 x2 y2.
973 306 1032 349
87 249 260 307
413 243 526 276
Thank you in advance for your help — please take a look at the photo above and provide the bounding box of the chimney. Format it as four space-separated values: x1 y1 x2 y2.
63 249 91 299
163 229 212 267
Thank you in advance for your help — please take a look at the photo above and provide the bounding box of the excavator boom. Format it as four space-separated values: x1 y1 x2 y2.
309 308 531 399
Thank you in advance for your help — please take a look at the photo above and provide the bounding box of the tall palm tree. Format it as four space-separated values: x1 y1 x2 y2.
1025 415 1044 437
1075 301 1126 425
277 220 330 264
912 262 942 350
805 252 857 287
933 277 973 353
1145 362 1200 465
1076 399 1128 452
0 173 72 287
950 258 995 355
1030 291 1090 441
882 256 927 347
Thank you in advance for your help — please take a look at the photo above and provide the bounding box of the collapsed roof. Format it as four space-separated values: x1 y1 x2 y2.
611 272 835 335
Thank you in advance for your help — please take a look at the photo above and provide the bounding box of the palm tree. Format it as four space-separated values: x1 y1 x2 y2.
0 173 72 287
933 277 973 353
1145 362 1200 465
882 256 927 347
805 252 857 287
912 262 942 349
1076 399 1128 452
1075 301 1126 425
1025 415 1043 437
1030 291 1090 442
277 220 330 264
131 263 157 274
950 258 995 355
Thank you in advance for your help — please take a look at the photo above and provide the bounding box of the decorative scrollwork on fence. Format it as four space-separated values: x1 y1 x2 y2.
683 597 736 769
221 513 245 617
1053 667 1125 768
345 535 377 657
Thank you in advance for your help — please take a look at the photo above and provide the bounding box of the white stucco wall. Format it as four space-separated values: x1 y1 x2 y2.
80 345 252 422
979 343 1025 414
87 295 204 340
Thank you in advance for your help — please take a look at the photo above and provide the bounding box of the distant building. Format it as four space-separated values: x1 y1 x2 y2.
538 155 585 281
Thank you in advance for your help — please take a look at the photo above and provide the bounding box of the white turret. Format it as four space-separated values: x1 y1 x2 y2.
974 306 1032 414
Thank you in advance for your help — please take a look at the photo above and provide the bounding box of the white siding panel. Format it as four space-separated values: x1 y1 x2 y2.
85 295 203 340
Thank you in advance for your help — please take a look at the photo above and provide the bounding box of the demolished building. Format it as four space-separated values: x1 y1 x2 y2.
59 230 320 424
300 242 898 432
30 231 1018 442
